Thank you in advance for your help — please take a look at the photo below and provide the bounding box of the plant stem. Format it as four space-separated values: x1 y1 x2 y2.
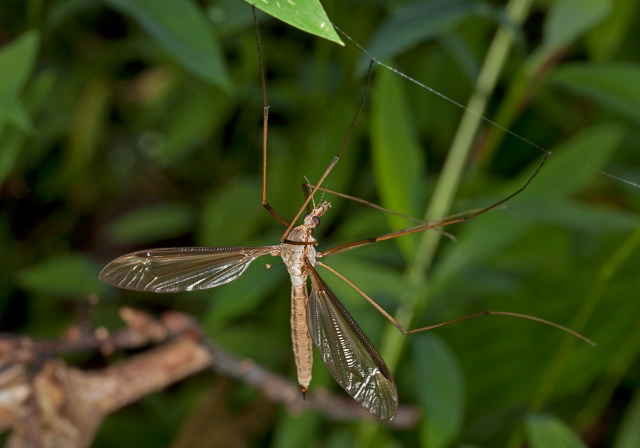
357 0 533 443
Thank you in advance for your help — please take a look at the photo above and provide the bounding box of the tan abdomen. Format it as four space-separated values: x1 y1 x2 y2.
291 283 313 391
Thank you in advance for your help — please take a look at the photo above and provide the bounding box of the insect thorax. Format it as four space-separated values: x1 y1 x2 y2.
282 226 317 286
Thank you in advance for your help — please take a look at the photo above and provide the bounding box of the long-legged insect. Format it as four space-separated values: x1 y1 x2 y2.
99 8 593 422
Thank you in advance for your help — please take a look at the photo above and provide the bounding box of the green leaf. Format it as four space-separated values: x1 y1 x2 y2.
5 99 32 132
548 63 640 124
198 178 265 247
371 67 425 259
518 199 638 233
413 335 464 448
47 0 101 28
106 0 231 89
526 0 612 74
0 31 39 134
525 413 587 448
614 382 640 448
0 126 23 184
0 69 55 185
204 258 282 331
159 85 231 163
439 33 480 82
323 255 411 314
246 0 342 45
543 0 612 50
517 123 625 198
365 0 496 63
432 124 625 291
432 210 532 295
18 254 106 297
273 411 320 448
585 0 637 61
106 203 193 245
0 31 39 101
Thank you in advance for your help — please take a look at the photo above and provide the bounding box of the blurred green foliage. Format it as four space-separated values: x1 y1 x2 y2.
1 0 639 446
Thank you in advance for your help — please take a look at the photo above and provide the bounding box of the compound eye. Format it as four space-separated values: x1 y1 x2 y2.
312 216 320 226
303 213 310 220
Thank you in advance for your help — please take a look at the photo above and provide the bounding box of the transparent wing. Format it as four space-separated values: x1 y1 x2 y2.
99 246 278 293
306 264 398 421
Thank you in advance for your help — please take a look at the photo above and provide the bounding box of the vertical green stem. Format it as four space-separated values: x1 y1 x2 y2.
412 0 533 284
357 0 532 443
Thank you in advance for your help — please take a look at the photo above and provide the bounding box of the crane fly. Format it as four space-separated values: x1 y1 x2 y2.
100 7 594 422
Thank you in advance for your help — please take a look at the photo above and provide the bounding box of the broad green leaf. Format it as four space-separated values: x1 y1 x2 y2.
371 67 425 260
18 254 106 297
543 0 612 50
413 335 464 448
0 31 39 134
106 203 193 244
106 0 231 89
525 413 587 448
246 0 342 45
548 63 640 124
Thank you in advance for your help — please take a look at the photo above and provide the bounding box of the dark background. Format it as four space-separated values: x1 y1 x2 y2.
1 0 639 446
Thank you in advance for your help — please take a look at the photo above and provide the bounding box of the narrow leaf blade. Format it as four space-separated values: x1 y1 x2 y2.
0 31 39 132
371 67 425 259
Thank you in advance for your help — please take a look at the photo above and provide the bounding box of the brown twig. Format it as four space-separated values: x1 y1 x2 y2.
202 339 420 428
0 309 419 447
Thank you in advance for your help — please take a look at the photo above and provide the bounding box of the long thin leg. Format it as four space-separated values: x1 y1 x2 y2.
319 151 550 259
304 183 459 241
306 184 428 225
278 59 377 242
252 6 289 228
316 261 595 346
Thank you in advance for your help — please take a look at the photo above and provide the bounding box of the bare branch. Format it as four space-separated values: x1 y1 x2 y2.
0 309 420 446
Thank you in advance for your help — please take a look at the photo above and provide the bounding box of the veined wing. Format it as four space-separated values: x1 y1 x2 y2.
306 264 398 421
100 246 278 293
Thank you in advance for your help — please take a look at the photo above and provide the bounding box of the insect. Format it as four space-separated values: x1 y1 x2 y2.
100 8 593 422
